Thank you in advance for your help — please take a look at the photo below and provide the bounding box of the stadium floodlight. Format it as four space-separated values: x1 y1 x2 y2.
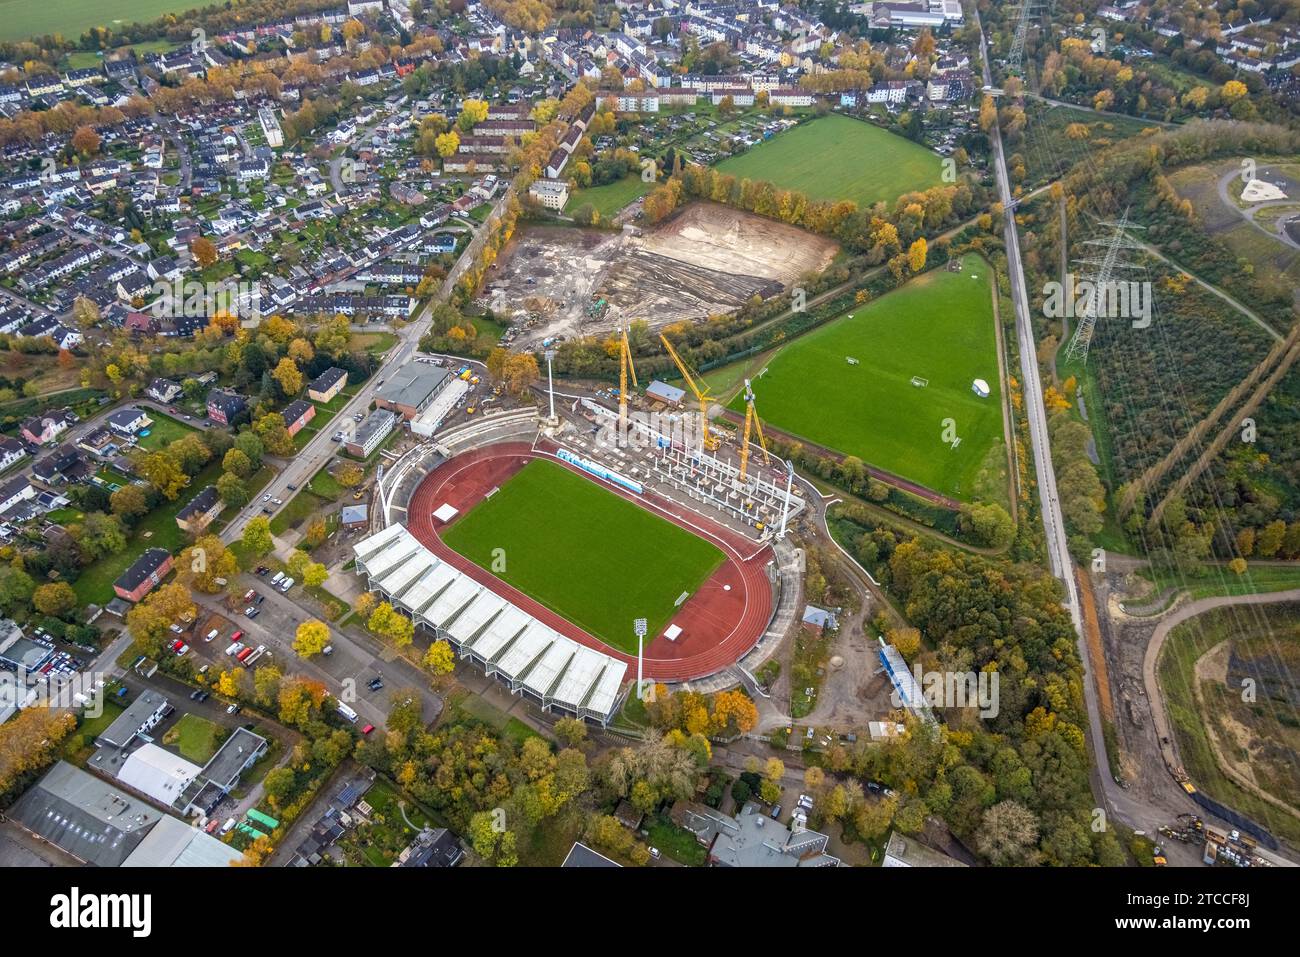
544 349 556 421
634 618 648 700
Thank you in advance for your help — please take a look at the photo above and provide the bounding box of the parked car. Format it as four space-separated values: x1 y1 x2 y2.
279 577 294 593
770 804 782 819
271 571 284 585
247 607 260 619
322 645 334 656
361 724 375 735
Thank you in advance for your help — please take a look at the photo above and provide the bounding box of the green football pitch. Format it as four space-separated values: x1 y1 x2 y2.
440 459 725 653
727 253 1004 500
713 113 940 208
0 0 202 42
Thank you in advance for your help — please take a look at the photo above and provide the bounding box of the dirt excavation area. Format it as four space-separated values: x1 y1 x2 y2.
486 202 838 348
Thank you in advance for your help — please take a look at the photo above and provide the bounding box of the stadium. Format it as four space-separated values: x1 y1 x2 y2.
354 433 783 726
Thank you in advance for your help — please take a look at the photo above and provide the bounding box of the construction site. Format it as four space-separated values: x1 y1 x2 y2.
486 202 838 349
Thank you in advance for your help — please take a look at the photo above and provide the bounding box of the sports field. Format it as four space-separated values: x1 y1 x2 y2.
0 0 200 42
713 113 940 208
727 253 1003 499
440 459 725 653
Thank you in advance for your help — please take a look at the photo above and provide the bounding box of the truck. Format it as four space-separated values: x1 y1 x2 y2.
242 645 267 667
235 646 254 663
336 702 359 724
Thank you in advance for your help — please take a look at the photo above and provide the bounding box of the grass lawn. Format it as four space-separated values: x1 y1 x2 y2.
441 459 724 652
136 412 201 451
350 331 398 355
270 486 329 535
565 175 650 220
64 700 125 765
73 458 225 606
1138 562 1300 601
724 253 1003 500
166 713 225 764
714 113 940 208
645 812 707 866
0 0 202 42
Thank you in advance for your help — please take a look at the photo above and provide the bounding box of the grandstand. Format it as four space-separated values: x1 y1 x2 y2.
354 523 628 725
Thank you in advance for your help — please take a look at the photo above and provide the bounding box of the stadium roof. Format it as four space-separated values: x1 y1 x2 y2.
354 524 627 723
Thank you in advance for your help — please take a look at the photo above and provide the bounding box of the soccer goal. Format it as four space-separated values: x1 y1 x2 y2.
910 376 929 388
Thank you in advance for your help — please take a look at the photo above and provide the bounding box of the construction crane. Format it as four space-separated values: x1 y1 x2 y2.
660 333 719 451
618 321 638 438
739 378 770 482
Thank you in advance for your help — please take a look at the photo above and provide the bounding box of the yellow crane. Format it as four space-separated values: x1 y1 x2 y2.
739 378 770 482
618 321 638 438
660 333 719 451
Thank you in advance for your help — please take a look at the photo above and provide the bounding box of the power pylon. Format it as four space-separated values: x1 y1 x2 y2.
1062 211 1147 366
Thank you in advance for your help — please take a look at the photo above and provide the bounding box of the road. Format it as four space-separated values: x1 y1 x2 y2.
976 8 1114 819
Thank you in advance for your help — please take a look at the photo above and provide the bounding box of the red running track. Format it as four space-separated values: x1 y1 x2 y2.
405 440 774 681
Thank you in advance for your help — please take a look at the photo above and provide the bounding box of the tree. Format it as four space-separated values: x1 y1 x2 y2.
126 582 196 655
262 766 297 807
272 357 303 397
217 471 249 508
241 516 274 557
222 448 253 479
368 601 415 646
32 581 77 618
110 483 150 520
966 503 1015 549
303 561 329 588
0 565 36 614
191 237 219 269
1220 80 1248 103
179 535 238 593
435 129 460 158
977 800 1040 865
335 462 364 488
554 716 588 747
71 125 101 156
908 237 927 272
293 619 331 657
423 639 455 675
354 592 378 619
136 451 188 499
1228 557 1248 575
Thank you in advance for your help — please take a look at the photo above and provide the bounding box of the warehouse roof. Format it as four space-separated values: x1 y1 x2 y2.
375 363 449 409
121 814 242 867
9 761 160 867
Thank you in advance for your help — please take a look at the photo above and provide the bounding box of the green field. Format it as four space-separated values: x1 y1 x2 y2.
713 113 940 208
565 175 650 220
726 253 1003 499
441 459 724 653
0 0 201 42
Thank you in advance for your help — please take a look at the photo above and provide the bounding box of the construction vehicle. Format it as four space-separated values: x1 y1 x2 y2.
660 333 719 451
618 321 638 438
738 377 771 482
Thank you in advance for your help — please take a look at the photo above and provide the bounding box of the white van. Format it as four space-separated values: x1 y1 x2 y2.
220 818 237 834
279 577 294 593
271 571 285 585
205 628 219 642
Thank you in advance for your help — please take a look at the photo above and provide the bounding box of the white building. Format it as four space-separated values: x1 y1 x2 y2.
529 179 569 211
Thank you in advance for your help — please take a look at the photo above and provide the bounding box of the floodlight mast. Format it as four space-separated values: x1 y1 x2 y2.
635 617 648 700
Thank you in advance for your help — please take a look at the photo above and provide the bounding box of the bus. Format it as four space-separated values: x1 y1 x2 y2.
336 702 359 724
